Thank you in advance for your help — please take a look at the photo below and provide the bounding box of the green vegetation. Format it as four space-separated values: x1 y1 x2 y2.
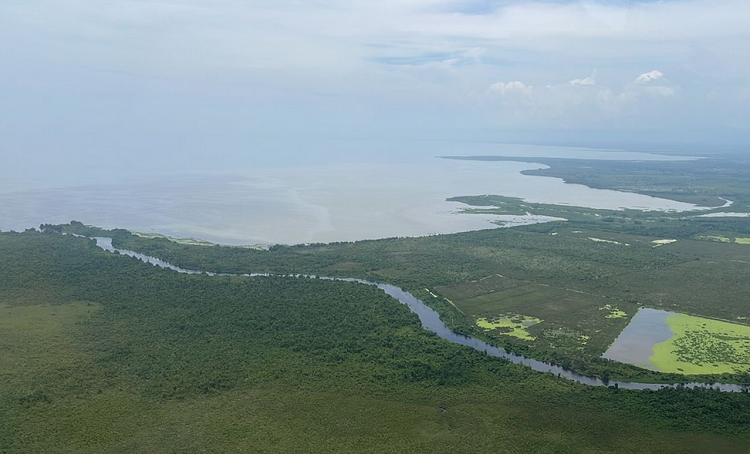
443 154 750 210
438 273 637 359
11 152 750 451
132 231 217 246
651 315 750 375
4 230 750 452
700 235 732 243
447 194 649 223
696 235 750 245
600 304 627 319
476 314 542 340
54 218 750 384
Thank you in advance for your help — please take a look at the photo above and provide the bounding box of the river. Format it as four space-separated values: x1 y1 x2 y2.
91 236 748 393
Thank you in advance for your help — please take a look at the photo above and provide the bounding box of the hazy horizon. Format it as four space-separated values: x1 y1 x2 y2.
2 0 749 187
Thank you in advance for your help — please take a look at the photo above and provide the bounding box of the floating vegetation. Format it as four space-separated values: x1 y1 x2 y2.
599 304 627 319
651 315 750 374
476 315 542 341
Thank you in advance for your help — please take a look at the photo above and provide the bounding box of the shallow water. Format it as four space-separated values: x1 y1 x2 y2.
699 212 750 218
602 308 677 369
90 236 748 392
1 152 704 245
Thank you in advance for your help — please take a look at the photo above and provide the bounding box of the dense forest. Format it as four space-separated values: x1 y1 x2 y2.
2 229 750 453
52 214 750 383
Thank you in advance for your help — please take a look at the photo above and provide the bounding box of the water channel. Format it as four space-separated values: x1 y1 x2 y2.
92 236 748 393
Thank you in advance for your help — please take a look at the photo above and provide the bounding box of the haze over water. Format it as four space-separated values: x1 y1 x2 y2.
0 142 702 245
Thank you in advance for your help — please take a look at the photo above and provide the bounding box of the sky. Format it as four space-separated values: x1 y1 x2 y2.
1 0 749 185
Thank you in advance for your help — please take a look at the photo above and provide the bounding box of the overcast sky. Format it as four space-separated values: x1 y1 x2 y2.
1 0 749 184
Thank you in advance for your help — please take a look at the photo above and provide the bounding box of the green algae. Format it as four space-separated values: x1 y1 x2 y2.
599 304 627 319
650 314 750 374
476 315 542 341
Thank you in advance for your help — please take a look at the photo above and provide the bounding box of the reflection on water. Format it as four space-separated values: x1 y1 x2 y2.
602 308 676 369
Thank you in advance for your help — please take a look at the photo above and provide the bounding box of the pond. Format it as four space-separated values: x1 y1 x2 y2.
602 308 676 370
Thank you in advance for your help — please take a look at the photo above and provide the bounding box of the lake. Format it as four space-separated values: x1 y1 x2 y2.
0 144 705 245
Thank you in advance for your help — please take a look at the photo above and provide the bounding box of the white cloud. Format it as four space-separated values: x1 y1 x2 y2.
0 0 747 135
480 70 682 128
488 81 533 96
634 70 665 84
570 77 596 86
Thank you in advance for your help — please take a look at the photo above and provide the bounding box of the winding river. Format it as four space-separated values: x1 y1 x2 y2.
92 236 749 393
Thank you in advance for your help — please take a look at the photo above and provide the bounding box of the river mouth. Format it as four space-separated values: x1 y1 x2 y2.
1 149 705 245
88 235 748 392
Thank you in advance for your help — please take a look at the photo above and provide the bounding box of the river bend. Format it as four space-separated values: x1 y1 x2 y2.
91 236 748 393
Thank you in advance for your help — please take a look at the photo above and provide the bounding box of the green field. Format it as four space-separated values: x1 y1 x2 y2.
651 315 750 374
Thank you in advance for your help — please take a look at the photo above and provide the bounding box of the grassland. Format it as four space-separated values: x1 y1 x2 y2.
5 231 750 452
436 273 637 360
699 235 750 245
600 304 628 319
651 315 750 375
476 314 542 340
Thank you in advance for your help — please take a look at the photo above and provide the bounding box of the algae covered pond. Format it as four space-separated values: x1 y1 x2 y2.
604 308 750 374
